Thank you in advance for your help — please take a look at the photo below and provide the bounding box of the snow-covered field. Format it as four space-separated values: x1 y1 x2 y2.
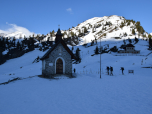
0 38 152 114
0 73 152 114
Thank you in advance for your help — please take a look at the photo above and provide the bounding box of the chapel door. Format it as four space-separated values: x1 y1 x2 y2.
56 58 63 74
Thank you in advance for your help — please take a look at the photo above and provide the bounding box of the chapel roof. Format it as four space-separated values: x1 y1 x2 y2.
40 39 76 60
126 44 135 47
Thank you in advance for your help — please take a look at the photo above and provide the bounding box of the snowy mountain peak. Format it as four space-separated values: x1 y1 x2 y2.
55 15 148 45
4 31 26 39
0 23 34 39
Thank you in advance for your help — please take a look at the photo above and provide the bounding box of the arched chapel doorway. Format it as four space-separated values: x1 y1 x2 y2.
56 58 63 74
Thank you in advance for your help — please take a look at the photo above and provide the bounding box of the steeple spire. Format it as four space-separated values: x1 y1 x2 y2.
55 26 62 43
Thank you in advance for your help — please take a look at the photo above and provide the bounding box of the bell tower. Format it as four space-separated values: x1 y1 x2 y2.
55 28 62 43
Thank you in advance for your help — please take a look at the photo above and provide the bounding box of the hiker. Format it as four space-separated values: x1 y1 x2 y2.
141 59 143 65
74 68 76 73
107 66 109 75
110 66 113 76
120 67 124 75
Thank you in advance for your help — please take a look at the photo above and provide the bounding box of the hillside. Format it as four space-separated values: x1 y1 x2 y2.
0 37 152 114
42 15 149 45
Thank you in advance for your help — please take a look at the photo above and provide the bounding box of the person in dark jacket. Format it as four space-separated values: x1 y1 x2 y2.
107 66 109 75
120 67 124 75
74 68 76 73
110 66 113 76
111 67 113 76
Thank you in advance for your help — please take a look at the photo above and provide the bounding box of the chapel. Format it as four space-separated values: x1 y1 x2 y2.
40 28 76 77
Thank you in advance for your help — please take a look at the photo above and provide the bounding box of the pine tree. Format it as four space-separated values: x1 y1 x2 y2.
50 31 52 35
135 37 139 43
120 22 124 28
124 32 127 37
132 29 135 35
76 48 81 63
148 34 152 48
71 31 74 37
32 34 35 38
41 34 45 38
92 27 94 33
135 21 145 35
127 21 130 26
0 39 2 48
2 38 6 49
148 34 151 39
27 40 30 48
84 27 87 33
91 40 94 46
47 37 50 42
17 41 20 49
52 30 55 36
21 40 24 48
24 35 26 40
5 37 9 46
128 38 132 44
19 43 23 51
114 26 117 30
95 37 97 44
136 21 140 27
30 37 34 47
63 31 67 36
103 33 106 37
143 34 146 38
149 38 152 48
13 40 16 47
95 46 99 54
78 29 81 36
102 26 104 30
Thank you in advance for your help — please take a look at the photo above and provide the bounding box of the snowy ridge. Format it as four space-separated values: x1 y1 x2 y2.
0 15 148 43
4 31 26 38
0 31 34 40
43 15 149 45
0 31 33 39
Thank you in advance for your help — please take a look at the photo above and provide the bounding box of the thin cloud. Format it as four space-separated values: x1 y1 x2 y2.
66 8 73 14
0 23 34 37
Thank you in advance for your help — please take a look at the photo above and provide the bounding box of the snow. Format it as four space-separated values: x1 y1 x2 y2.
0 38 152 114
2 50 8 55
0 49 46 83
0 15 152 114
0 74 152 114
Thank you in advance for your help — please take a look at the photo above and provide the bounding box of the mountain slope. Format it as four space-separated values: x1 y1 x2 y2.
44 15 148 45
0 36 152 114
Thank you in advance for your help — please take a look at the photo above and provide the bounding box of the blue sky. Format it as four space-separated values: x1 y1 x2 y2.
0 0 151 35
